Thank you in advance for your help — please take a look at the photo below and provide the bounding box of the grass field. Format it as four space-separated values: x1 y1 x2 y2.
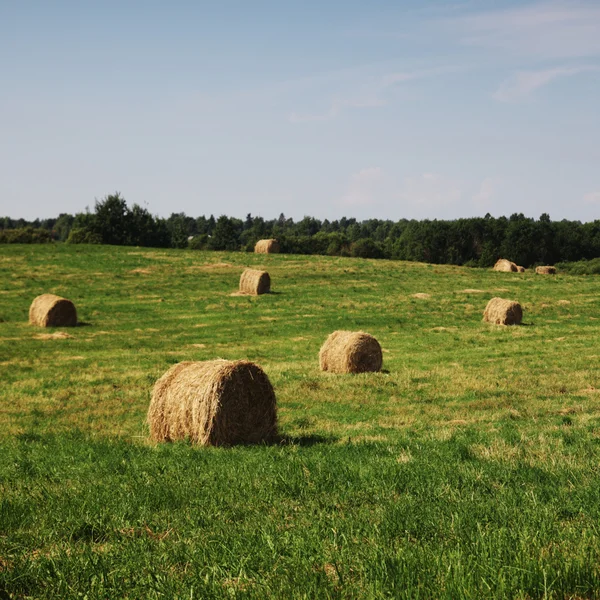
2 244 600 598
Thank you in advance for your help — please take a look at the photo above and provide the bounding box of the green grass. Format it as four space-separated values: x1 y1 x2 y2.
1 244 600 598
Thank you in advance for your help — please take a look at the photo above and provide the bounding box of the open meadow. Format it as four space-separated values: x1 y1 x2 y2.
2 244 600 598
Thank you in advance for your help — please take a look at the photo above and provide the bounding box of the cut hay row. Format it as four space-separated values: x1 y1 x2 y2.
239 268 270 295
29 294 77 327
254 239 280 254
147 360 277 446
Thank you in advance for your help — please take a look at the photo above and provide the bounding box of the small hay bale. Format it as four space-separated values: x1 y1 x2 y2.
493 259 518 272
483 297 523 325
239 268 270 295
147 359 277 446
536 265 556 274
29 294 77 327
319 331 382 374
517 266 526 273
254 239 280 254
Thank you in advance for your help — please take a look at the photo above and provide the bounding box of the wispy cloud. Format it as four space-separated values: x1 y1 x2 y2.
397 172 463 209
339 167 384 207
289 66 459 123
583 191 600 204
472 177 497 210
453 1 600 60
493 65 598 102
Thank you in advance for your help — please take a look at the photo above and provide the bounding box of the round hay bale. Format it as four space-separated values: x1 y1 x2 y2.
493 259 518 272
147 359 277 446
483 297 523 325
517 266 526 273
239 268 270 295
536 265 556 274
319 331 382 374
29 294 77 327
254 239 280 254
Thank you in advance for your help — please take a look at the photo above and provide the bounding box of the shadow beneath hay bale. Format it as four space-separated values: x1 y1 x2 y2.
276 434 335 447
75 321 93 327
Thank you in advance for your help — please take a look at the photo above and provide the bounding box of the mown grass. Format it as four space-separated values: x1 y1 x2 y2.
1 244 600 598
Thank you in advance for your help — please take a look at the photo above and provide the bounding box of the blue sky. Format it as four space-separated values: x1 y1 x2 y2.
1 1 599 222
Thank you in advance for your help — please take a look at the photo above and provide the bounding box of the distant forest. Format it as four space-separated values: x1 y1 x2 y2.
2 193 600 268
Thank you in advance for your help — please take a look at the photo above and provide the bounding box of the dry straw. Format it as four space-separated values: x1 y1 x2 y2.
29 294 77 327
254 239 280 254
239 268 270 295
147 359 277 446
536 266 556 274
319 331 383 374
483 297 523 325
493 259 518 272
517 266 526 273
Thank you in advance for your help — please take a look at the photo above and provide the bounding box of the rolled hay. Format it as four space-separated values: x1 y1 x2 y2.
29 294 77 327
254 239 280 254
517 266 526 273
147 360 277 446
536 265 556 274
319 331 383 374
483 297 523 326
239 268 270 295
493 259 518 272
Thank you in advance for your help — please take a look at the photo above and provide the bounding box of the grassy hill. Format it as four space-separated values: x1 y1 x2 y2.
1 244 600 598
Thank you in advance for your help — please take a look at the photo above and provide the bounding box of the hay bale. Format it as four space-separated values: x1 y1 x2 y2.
319 331 382 374
147 359 277 446
493 259 518 272
29 294 77 327
254 239 280 254
239 268 270 295
536 265 556 274
517 266 526 273
483 297 523 325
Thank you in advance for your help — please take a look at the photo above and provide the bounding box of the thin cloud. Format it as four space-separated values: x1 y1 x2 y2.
397 173 463 209
339 167 384 207
493 65 598 102
583 191 600 204
472 178 497 210
453 1 600 60
288 66 460 124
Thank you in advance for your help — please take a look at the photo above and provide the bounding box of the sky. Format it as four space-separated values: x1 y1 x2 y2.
1 0 600 222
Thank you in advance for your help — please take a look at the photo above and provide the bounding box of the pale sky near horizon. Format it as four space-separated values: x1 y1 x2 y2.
1 1 600 222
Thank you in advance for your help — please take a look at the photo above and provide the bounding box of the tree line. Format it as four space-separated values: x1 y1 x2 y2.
2 193 600 268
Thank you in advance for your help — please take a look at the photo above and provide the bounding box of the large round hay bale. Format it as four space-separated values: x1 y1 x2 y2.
254 239 280 254
536 265 556 274
319 331 382 374
29 294 77 327
147 360 277 446
483 297 522 325
239 268 270 295
517 266 526 273
493 259 518 272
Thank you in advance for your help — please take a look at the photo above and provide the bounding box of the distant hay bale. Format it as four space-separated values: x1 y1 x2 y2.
517 266 526 273
493 259 518 272
254 239 280 254
536 265 556 274
483 297 523 325
147 359 277 446
319 331 382 374
239 268 270 295
29 294 77 327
